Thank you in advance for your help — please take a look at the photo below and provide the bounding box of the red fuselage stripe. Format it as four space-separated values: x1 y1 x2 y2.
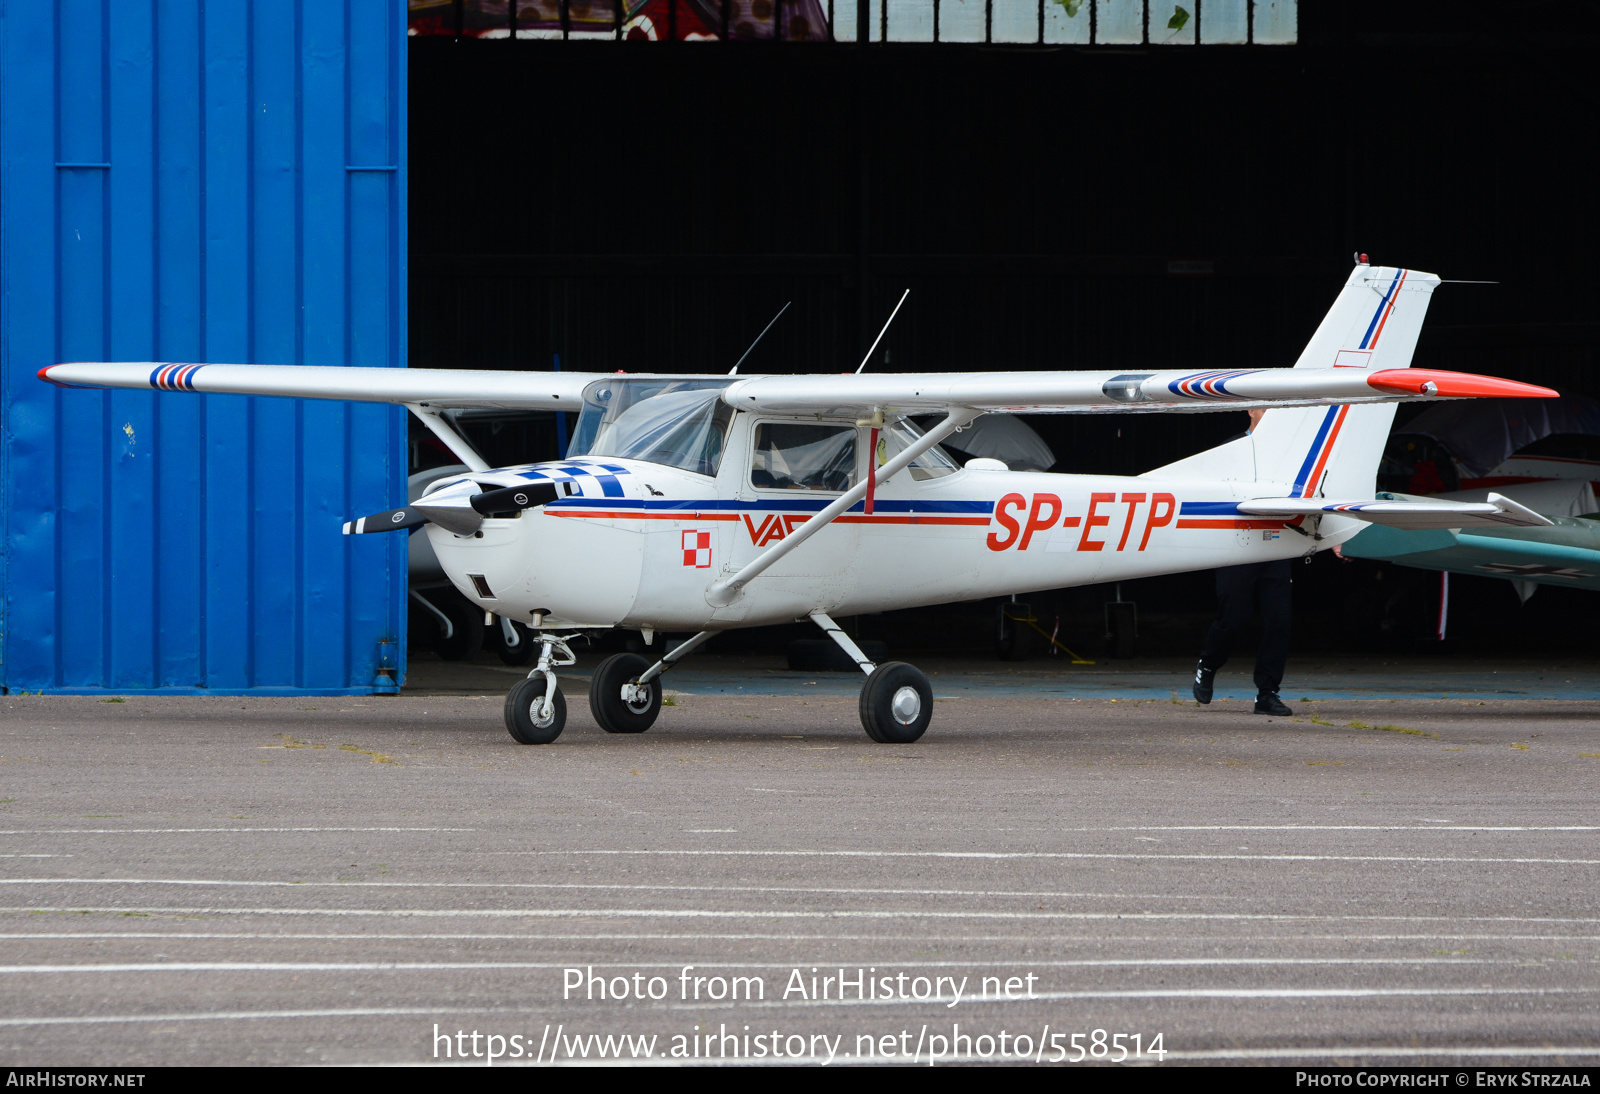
1176 518 1289 530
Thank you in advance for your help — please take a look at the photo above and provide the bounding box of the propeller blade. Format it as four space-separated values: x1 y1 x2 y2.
342 507 430 535
409 501 483 536
345 478 578 537
469 480 566 515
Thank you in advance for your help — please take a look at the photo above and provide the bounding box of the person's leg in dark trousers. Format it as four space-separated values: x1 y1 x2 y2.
1252 559 1293 702
1194 563 1263 703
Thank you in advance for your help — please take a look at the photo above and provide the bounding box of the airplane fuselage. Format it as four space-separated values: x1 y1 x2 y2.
427 412 1362 632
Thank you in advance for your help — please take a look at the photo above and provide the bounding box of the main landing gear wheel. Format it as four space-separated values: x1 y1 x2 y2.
430 595 484 661
859 661 933 744
494 619 537 666
590 652 662 735
504 675 566 745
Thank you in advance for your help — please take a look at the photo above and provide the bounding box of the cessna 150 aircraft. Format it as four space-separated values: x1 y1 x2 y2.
41 262 1558 744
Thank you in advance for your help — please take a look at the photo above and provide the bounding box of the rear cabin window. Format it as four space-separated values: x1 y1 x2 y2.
877 417 959 480
750 423 857 492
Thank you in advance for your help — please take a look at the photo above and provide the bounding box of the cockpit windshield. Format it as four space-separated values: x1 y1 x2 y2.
567 378 736 477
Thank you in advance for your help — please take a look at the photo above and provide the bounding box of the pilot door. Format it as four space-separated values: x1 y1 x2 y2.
725 417 865 603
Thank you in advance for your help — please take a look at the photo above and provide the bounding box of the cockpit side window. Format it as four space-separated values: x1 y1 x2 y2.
750 423 857 493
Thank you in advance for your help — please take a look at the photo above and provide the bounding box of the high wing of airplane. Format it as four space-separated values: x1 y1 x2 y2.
40 262 1559 745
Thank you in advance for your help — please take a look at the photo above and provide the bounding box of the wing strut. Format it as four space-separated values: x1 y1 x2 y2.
407 404 489 472
706 407 980 607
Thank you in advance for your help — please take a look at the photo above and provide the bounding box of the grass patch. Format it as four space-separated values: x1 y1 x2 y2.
339 744 395 764
101 698 125 703
661 694 677 707
1310 716 1336 727
1347 720 1438 739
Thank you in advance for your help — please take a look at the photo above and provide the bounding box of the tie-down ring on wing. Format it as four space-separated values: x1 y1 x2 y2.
1237 492 1554 530
342 480 578 537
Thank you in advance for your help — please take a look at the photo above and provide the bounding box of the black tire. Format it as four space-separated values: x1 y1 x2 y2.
859 661 933 744
432 595 484 661
504 675 566 744
589 652 661 735
493 619 537 666
996 602 1031 662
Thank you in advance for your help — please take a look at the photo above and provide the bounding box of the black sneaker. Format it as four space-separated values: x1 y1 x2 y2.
1254 693 1292 717
1193 662 1215 705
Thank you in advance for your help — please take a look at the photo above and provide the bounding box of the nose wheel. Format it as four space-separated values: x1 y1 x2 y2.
503 633 577 744
859 661 934 743
504 675 566 744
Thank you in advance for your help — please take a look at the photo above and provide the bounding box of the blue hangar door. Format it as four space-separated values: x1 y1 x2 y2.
0 2 409 694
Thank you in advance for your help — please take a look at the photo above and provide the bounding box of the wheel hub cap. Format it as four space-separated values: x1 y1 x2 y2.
621 682 652 713
891 685 922 725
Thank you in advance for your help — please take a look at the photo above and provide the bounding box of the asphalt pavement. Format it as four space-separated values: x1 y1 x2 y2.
2 672 1599 1066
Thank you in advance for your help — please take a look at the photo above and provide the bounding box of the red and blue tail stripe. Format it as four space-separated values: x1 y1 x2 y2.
149 363 204 391
1358 269 1408 351
1166 369 1260 400
1291 404 1351 498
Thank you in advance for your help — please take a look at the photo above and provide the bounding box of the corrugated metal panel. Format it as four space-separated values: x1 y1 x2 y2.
0 1 408 694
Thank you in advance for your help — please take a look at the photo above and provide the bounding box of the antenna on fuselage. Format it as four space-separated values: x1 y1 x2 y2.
729 301 791 375
855 288 909 375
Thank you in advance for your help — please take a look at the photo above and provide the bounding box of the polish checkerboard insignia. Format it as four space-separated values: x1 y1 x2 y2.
682 530 712 568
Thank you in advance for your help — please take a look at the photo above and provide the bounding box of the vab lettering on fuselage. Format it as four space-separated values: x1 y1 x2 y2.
41 261 1558 746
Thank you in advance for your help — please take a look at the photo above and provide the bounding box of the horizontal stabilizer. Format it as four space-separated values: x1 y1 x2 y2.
342 507 430 535
1238 492 1554 530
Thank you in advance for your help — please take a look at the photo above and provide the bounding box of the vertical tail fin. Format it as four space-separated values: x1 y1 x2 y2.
1153 263 1441 494
1289 263 1440 373
1255 263 1440 497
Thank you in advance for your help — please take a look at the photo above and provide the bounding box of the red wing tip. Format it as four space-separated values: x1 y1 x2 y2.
36 365 77 389
1368 368 1559 400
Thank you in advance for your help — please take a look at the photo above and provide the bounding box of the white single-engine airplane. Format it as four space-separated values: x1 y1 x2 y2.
42 262 1558 744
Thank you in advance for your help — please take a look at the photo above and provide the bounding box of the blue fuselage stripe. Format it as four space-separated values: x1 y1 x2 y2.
546 497 997 515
